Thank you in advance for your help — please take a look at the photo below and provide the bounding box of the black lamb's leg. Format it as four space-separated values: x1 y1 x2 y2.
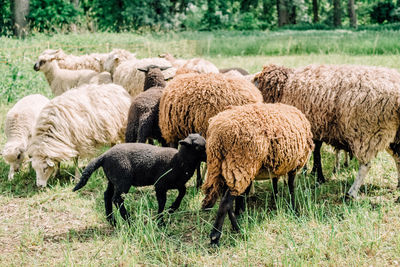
155 189 167 225
311 140 326 184
169 186 187 212
234 181 252 216
210 189 235 245
288 171 296 211
104 181 115 225
113 190 130 222
196 162 203 189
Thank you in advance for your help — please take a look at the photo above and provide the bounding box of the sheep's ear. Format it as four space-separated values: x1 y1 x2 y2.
179 138 192 147
137 66 148 73
46 158 55 167
159 66 171 71
94 57 101 62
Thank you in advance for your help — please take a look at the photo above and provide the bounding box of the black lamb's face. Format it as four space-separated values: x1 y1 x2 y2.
178 133 207 161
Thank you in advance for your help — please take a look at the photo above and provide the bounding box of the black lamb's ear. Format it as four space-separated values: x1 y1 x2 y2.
178 138 192 147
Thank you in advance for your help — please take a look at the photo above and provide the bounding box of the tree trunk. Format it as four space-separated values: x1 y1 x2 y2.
12 0 29 38
277 0 289 26
348 0 357 28
289 0 296 24
333 0 342 27
312 0 319 23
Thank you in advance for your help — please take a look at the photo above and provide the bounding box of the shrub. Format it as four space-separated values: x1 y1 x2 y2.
370 1 399 24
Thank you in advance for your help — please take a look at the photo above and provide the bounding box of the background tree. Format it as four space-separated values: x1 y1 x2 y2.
11 0 29 37
333 0 342 27
348 0 357 28
312 0 319 23
277 0 290 26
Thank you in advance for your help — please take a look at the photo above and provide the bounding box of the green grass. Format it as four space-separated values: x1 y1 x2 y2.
1 30 400 265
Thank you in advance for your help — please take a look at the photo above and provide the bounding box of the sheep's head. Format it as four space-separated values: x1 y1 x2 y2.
31 157 56 187
104 50 137 74
2 144 26 180
137 65 170 89
33 54 55 72
178 133 207 162
253 64 293 103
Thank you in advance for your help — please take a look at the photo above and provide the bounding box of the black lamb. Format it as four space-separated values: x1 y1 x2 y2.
72 133 206 225
125 65 168 146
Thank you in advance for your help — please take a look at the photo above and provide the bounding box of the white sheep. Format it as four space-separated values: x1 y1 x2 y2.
2 94 49 180
113 58 175 97
40 48 109 72
103 49 137 77
27 83 131 187
34 54 110 96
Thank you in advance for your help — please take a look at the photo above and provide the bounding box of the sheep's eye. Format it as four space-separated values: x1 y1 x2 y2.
39 60 45 65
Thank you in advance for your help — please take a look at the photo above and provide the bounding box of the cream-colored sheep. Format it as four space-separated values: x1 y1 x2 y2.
40 48 109 72
113 58 175 97
2 94 49 180
27 83 131 187
103 49 137 77
159 53 187 69
34 54 110 96
180 57 219 74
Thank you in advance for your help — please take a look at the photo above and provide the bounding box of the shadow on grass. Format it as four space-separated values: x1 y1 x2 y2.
43 225 113 243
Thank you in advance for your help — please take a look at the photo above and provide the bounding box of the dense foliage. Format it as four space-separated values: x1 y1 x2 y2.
2 0 400 36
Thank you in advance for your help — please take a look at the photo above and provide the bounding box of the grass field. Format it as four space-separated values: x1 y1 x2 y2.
1 30 400 265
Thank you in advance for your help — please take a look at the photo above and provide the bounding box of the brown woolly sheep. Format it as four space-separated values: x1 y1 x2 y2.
202 103 314 245
158 72 263 145
253 64 400 198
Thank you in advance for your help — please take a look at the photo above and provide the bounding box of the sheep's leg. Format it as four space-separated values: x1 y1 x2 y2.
333 149 340 173
347 162 371 199
196 162 203 189
387 144 400 189
155 189 167 225
113 190 130 222
210 189 235 245
54 162 61 177
344 151 350 168
104 182 115 225
311 140 326 184
168 186 186 212
287 171 296 211
235 182 252 216
73 157 80 180
270 177 279 209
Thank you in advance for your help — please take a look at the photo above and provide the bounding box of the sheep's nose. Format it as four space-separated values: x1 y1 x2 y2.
33 62 40 71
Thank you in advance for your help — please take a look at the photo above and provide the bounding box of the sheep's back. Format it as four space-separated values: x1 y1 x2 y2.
284 64 400 163
204 102 314 198
29 84 131 161
159 73 263 144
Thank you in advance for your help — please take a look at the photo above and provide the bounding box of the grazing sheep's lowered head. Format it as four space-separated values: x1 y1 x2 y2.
2 143 26 180
253 64 293 102
31 156 57 187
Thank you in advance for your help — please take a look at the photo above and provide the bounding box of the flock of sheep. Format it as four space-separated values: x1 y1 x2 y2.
2 46 400 245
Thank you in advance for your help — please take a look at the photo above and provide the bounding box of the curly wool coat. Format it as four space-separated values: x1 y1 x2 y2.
202 103 314 207
158 73 263 144
254 64 400 165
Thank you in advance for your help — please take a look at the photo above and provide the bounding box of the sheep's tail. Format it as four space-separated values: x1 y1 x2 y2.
72 155 104 192
201 156 225 210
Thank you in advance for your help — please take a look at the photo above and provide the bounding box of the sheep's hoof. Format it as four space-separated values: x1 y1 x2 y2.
107 217 116 227
210 230 221 246
167 207 177 214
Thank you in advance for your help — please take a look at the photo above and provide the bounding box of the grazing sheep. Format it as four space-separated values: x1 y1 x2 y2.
113 58 175 97
125 65 168 145
103 49 137 77
40 48 108 72
34 54 110 96
27 83 131 187
73 133 206 225
219 67 249 76
159 53 187 69
254 64 400 198
202 103 314 245
159 72 263 145
88 71 112 84
2 94 49 180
